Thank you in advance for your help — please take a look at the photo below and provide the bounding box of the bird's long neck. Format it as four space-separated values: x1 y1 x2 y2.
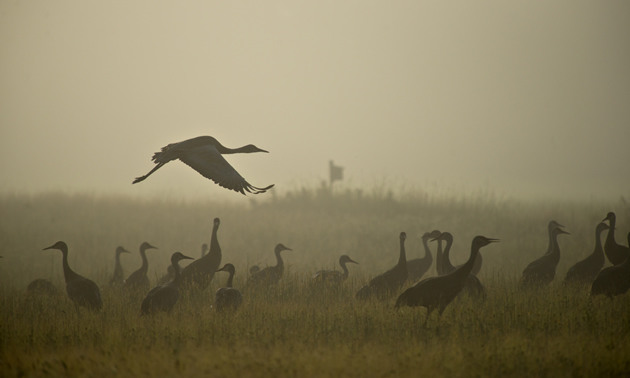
442 236 456 273
139 248 148 274
209 223 221 258
113 252 123 279
546 226 555 255
275 249 284 268
215 144 247 154
172 261 182 284
226 270 235 288
452 243 480 280
605 216 617 248
61 249 79 283
397 238 407 267
436 239 443 275
421 237 432 265
549 232 562 263
594 227 606 258
340 261 349 277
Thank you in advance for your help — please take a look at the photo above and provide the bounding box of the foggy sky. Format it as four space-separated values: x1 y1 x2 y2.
1 1 629 202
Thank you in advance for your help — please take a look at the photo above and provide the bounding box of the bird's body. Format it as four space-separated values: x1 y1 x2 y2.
215 263 243 311
133 136 274 195
356 232 408 300
434 232 486 298
564 222 609 285
108 246 130 287
179 218 222 291
26 278 60 297
247 244 293 287
521 226 570 288
602 212 630 265
313 255 359 284
43 241 102 312
141 252 194 315
591 233 630 298
395 236 498 326
407 230 440 282
157 243 208 286
124 242 157 293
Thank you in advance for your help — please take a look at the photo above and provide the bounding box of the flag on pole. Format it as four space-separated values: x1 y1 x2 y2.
329 160 343 186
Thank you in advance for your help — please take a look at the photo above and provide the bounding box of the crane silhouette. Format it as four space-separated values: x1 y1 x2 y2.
407 230 441 282
313 255 359 283
215 263 243 311
247 244 293 287
602 212 630 265
356 232 408 300
26 278 60 297
107 246 131 287
43 241 102 312
132 136 274 195
521 226 570 289
395 236 498 327
124 242 157 293
591 232 630 298
433 232 485 298
564 222 609 285
141 252 194 315
179 218 222 291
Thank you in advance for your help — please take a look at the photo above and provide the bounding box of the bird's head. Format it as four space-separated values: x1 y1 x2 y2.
549 220 564 230
596 222 610 233
423 229 441 241
116 246 131 254
552 228 570 236
472 236 499 250
602 212 615 223
43 241 68 252
171 252 194 265
242 144 269 153
400 232 406 241
213 218 220 227
431 231 453 243
216 263 236 274
140 242 157 252
275 244 293 253
339 255 359 265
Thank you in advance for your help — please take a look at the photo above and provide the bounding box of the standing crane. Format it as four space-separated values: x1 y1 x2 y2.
141 252 194 315
124 242 158 293
395 236 498 327
43 241 102 312
107 246 131 287
313 255 359 283
356 232 408 300
521 226 570 288
591 232 630 298
602 212 630 265
407 230 441 282
247 244 293 287
179 218 222 291
215 263 243 311
433 232 485 298
564 222 609 285
132 135 274 195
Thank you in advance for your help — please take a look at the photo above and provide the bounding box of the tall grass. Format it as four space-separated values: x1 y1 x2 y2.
0 188 629 376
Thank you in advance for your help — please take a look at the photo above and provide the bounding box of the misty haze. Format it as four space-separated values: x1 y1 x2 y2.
1 1 629 377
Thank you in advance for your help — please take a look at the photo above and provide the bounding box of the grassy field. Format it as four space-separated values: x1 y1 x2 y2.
0 188 629 377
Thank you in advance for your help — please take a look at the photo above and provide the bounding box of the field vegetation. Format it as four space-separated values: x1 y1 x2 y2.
0 188 629 377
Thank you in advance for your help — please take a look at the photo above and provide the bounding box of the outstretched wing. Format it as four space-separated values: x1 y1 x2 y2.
178 145 273 195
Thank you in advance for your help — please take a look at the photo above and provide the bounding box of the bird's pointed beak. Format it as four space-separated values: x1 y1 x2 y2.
488 238 500 243
182 254 194 260
349 258 359 264
42 245 54 251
